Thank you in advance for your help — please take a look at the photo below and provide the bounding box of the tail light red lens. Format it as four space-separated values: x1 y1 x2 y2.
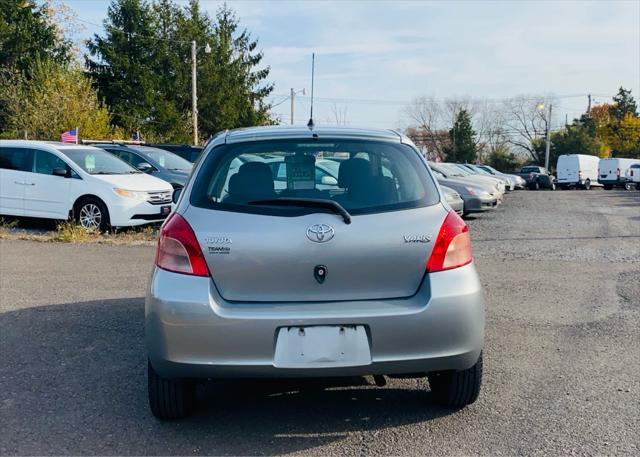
155 213 209 277
427 210 473 273
616 168 620 176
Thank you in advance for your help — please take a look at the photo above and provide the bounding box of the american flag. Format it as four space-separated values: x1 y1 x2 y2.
61 128 77 143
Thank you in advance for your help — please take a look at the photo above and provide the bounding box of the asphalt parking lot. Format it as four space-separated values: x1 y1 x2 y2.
1 189 639 456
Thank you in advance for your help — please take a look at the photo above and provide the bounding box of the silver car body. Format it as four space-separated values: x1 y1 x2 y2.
430 163 502 203
440 185 464 215
436 176 497 214
146 126 484 380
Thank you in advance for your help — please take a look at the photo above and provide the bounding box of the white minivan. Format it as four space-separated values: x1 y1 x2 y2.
0 140 175 230
556 154 601 190
598 157 640 190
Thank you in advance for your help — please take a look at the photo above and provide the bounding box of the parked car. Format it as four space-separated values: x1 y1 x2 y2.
148 144 203 163
476 164 526 189
448 163 507 196
598 158 640 190
431 169 498 216
0 140 174 230
460 163 514 191
146 126 485 419
430 162 504 202
441 185 464 216
556 154 600 190
517 165 556 190
625 163 640 190
91 143 193 190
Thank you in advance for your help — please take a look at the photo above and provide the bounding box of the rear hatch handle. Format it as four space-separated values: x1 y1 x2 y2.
249 198 352 224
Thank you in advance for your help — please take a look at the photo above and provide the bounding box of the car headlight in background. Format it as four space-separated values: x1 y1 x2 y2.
113 188 149 201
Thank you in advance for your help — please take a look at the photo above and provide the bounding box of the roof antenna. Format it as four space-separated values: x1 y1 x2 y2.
307 53 315 129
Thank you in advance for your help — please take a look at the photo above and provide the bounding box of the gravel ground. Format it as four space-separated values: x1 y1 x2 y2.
0 189 638 456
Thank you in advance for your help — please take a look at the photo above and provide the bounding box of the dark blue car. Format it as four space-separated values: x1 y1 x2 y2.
93 144 193 189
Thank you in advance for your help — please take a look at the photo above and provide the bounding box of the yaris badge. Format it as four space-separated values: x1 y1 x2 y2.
306 224 335 243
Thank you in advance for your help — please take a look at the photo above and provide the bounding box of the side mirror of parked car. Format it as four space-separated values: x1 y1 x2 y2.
137 162 154 173
172 188 182 204
320 176 338 186
52 167 68 177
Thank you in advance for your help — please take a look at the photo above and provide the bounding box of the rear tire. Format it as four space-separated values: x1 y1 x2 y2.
148 359 195 420
624 182 633 191
429 353 482 407
583 179 591 190
550 182 556 191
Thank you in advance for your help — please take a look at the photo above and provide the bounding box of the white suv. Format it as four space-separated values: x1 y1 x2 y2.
0 140 174 230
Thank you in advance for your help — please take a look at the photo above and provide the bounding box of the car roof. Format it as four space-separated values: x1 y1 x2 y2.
222 125 413 145
0 140 104 152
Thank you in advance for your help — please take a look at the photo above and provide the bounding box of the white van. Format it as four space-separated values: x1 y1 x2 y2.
626 163 640 189
556 154 600 190
598 157 640 190
0 140 175 230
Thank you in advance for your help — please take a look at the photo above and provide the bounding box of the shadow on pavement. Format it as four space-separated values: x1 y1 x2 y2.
0 298 452 455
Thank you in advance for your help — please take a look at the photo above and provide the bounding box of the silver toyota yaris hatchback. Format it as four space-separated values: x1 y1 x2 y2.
146 126 485 419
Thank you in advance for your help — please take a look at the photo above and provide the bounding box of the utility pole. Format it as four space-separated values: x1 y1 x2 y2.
290 88 295 125
191 40 198 146
289 88 305 125
544 103 552 170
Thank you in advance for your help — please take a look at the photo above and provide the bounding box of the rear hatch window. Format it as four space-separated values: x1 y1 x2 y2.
187 138 445 303
190 138 439 215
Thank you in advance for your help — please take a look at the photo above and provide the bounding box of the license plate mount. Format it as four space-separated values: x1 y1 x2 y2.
274 325 371 368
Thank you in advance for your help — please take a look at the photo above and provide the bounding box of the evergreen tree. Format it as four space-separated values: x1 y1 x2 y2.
85 0 161 135
444 110 477 163
0 0 71 73
609 87 638 120
85 0 273 142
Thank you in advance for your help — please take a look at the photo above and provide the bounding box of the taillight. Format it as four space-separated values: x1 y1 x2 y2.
616 168 620 176
578 170 582 177
426 210 473 273
155 213 209 276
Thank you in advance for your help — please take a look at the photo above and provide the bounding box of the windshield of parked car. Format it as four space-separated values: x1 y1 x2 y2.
191 139 439 216
62 148 139 175
134 147 192 171
521 166 541 173
468 165 491 175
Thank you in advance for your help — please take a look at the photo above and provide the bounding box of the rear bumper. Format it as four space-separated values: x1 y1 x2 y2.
145 263 485 379
598 178 630 187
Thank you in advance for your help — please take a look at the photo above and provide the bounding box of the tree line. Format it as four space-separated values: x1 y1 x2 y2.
404 88 640 171
0 0 273 143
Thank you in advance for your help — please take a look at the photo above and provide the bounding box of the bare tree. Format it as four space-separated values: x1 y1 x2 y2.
402 96 447 159
501 95 555 164
329 103 348 125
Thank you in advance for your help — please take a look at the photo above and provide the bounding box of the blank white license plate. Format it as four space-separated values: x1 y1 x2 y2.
274 326 371 368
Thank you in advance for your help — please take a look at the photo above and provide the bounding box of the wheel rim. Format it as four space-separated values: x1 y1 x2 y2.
79 203 102 230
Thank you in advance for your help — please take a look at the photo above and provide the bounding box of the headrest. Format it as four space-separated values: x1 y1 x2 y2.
228 161 275 200
338 158 373 188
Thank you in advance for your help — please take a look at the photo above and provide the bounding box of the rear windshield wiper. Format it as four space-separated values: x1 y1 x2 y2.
249 198 352 224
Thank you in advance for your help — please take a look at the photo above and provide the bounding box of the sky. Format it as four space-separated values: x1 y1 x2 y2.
65 0 640 130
